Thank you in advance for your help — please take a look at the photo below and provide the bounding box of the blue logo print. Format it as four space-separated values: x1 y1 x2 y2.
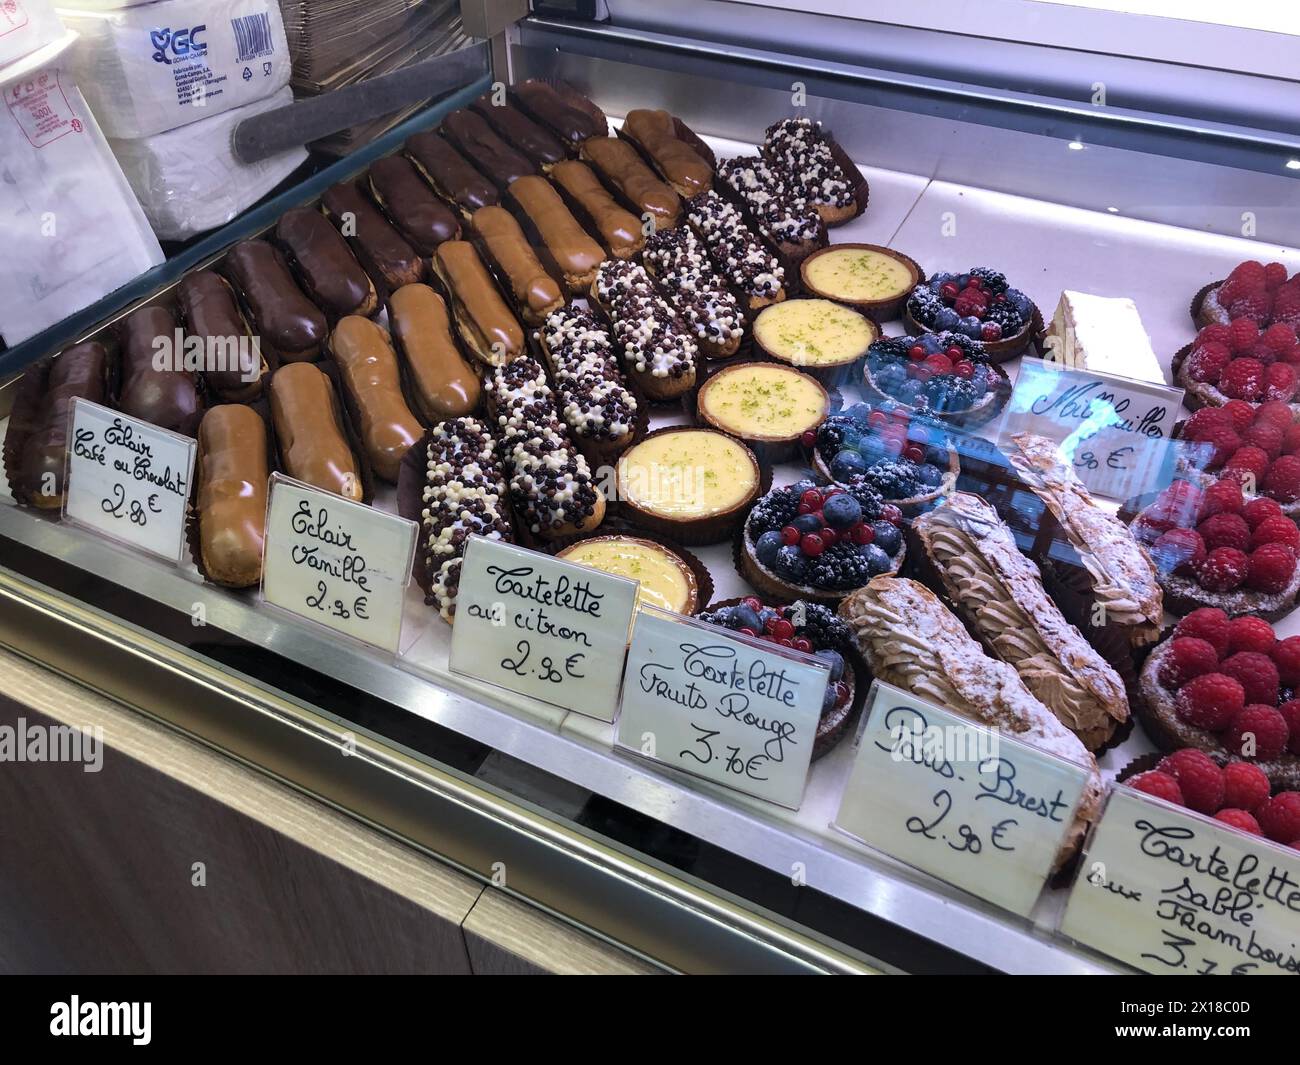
150 25 208 65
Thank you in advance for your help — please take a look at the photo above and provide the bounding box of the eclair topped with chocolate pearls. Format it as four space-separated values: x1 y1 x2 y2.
717 155 821 256
762 118 854 215
592 259 698 400
643 224 743 359
538 306 638 451
686 190 785 308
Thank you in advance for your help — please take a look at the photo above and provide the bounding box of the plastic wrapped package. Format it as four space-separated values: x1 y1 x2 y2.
0 0 64 68
56 0 290 138
0 33 164 347
109 85 306 241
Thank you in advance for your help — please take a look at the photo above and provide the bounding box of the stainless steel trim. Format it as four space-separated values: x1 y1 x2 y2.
0 502 1120 973
0 559 873 974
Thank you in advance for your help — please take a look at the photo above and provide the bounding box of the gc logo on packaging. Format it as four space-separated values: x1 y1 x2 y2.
150 25 208 65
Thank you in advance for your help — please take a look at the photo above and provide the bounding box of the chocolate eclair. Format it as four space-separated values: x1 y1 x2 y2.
416 416 514 622
367 155 460 255
642 224 743 359
505 175 605 294
619 109 713 199
510 79 607 144
686 190 786 312
440 109 536 190
116 304 202 434
10 341 108 508
469 205 564 325
839 576 1103 871
431 240 525 368
717 154 825 262
914 492 1131 751
590 259 697 401
536 305 639 464
404 131 499 219
580 136 681 231
273 207 379 320
224 239 327 363
471 93 567 167
548 160 644 260
483 356 606 540
320 180 426 292
177 270 268 402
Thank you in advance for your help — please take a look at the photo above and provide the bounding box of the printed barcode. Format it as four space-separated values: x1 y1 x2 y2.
231 12 273 63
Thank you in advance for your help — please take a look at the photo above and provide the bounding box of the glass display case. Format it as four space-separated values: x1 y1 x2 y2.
2 0 1299 974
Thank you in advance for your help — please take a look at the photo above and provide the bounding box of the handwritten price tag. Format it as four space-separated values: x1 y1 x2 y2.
448 535 639 721
1060 785 1300 975
615 606 827 809
833 682 1091 916
62 399 195 562
261 474 417 654
997 357 1187 501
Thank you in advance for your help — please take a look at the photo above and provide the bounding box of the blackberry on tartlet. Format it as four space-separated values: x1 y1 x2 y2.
696 597 864 757
904 268 1040 361
805 400 958 512
862 331 1011 429
738 479 905 604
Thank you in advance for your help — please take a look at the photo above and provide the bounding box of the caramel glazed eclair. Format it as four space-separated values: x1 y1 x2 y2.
484 357 607 539
686 190 786 311
717 154 822 259
537 306 639 461
421 416 514 622
592 259 698 400
642 224 744 359
762 117 856 225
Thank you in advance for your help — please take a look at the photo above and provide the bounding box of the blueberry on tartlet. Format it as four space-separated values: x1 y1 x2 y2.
863 331 1010 429
739 479 905 603
906 267 1036 346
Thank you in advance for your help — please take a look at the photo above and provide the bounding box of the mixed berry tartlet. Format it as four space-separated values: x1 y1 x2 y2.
696 597 864 758
738 479 905 604
904 267 1040 361
1124 751 1300 847
1176 401 1300 515
1192 259 1300 331
1137 609 1300 792
1175 318 1300 412
862 331 1011 429
1128 478 1300 620
806 401 958 512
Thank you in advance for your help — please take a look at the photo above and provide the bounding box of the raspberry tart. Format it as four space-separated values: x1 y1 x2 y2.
1137 609 1300 790
1192 259 1300 331
738 479 905 604
1123 752 1300 845
1127 477 1300 620
904 267 1041 362
1176 401 1300 516
807 401 958 512
838 576 1103 869
696 597 865 758
1175 318 1300 413
862 331 1012 429
914 493 1131 751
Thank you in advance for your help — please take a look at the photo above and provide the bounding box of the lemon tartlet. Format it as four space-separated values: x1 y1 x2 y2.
557 535 700 614
695 362 829 463
616 427 761 545
752 298 878 386
799 244 921 321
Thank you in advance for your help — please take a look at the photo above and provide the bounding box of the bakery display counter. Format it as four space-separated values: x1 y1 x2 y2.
3 5 1300 975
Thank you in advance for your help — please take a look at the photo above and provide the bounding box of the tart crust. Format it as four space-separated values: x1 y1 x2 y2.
615 426 761 546
799 244 922 322
696 362 828 464
838 576 1103 870
1138 638 1300 791
913 493 1130 750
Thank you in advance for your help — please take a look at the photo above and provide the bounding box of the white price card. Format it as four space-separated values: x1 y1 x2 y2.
615 606 828 809
448 535 638 721
833 681 1092 916
261 474 417 655
62 398 195 562
997 357 1189 501
1060 785 1300 975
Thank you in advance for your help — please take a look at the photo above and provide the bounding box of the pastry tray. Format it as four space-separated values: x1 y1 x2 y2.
5 114 1299 975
